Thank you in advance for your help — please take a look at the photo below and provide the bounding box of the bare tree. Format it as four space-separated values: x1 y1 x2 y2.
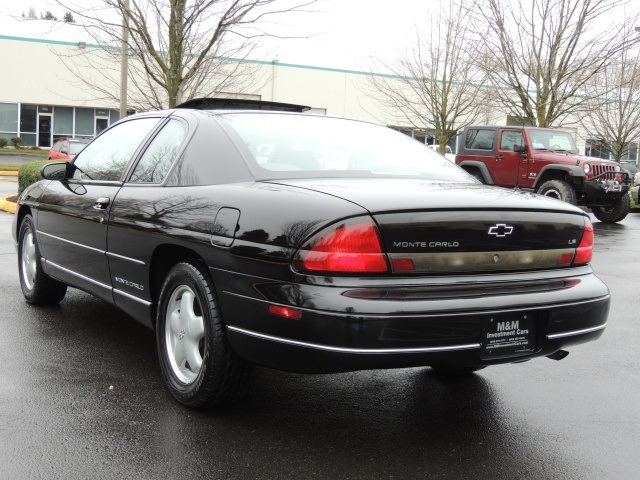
363 0 488 153
52 0 317 110
581 37 640 163
476 0 640 128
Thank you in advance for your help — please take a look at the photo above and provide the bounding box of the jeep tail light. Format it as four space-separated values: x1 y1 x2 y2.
294 218 389 273
573 219 594 265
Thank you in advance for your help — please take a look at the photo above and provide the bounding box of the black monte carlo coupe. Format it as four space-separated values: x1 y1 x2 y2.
12 107 609 407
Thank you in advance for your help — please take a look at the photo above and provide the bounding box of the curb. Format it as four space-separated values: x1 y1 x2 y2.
0 171 19 176
0 196 16 214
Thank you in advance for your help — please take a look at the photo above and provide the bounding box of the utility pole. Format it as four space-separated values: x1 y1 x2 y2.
119 0 129 118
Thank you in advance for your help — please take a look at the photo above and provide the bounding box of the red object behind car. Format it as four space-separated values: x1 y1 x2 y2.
48 138 90 160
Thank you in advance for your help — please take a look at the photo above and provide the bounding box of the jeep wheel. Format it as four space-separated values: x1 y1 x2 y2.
470 171 485 184
537 180 577 205
592 194 631 223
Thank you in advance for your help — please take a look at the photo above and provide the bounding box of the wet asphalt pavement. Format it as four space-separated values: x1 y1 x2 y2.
0 192 639 479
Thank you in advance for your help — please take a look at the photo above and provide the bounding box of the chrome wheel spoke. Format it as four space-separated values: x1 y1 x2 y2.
179 291 197 322
185 344 203 373
173 344 187 370
187 317 205 343
169 309 183 337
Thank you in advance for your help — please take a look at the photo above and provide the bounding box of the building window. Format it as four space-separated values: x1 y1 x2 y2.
20 104 37 134
53 106 74 142
75 108 94 136
585 139 611 160
388 125 457 153
622 142 638 162
0 103 18 132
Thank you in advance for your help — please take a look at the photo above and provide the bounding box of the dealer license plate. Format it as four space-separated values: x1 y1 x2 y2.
481 312 537 359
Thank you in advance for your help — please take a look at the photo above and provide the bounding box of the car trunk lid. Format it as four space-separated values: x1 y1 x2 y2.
270 178 587 274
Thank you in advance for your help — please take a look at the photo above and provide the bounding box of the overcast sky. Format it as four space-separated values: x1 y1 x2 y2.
1 0 431 70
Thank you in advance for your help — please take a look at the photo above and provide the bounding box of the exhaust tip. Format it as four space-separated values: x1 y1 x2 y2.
547 349 570 361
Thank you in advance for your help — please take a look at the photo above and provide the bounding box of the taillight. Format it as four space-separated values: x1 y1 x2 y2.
293 218 389 274
573 218 594 265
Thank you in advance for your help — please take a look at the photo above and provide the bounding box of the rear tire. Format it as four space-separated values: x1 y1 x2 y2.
156 261 253 408
592 194 631 223
18 215 67 305
537 179 577 205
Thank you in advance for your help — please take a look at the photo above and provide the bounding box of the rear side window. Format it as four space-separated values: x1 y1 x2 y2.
129 120 186 183
72 118 160 181
466 129 495 150
500 131 524 151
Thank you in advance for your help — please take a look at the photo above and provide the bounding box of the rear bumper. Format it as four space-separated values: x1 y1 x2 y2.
214 267 610 373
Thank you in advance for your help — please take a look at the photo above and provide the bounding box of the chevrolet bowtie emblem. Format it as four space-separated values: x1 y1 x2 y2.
488 224 514 237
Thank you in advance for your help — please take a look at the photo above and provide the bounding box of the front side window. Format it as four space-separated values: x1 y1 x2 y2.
129 120 186 183
72 117 160 181
500 131 524 151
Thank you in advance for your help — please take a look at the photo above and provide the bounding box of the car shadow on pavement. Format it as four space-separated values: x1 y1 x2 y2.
14 289 571 478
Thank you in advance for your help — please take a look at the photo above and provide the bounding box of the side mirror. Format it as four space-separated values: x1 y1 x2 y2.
41 162 72 181
513 144 527 153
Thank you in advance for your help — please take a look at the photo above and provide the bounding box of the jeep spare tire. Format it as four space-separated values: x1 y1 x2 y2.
537 180 577 205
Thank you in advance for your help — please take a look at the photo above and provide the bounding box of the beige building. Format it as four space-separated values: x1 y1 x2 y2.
0 32 637 166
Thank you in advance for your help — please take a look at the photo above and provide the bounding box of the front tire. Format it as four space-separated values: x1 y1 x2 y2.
18 215 67 304
156 261 253 408
537 179 577 205
592 194 631 223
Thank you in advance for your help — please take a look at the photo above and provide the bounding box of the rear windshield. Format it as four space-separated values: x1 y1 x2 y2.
217 113 470 182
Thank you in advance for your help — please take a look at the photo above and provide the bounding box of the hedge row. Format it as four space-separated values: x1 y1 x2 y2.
18 160 56 195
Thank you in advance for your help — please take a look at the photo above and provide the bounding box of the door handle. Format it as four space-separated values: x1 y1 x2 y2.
93 197 111 210
495 155 505 160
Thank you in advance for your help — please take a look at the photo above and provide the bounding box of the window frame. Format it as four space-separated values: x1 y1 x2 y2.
125 117 189 185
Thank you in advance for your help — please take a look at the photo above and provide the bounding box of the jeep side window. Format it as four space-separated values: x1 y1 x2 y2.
500 131 524 151
466 129 495 150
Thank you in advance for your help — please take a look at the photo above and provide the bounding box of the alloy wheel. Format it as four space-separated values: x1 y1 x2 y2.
164 285 206 384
